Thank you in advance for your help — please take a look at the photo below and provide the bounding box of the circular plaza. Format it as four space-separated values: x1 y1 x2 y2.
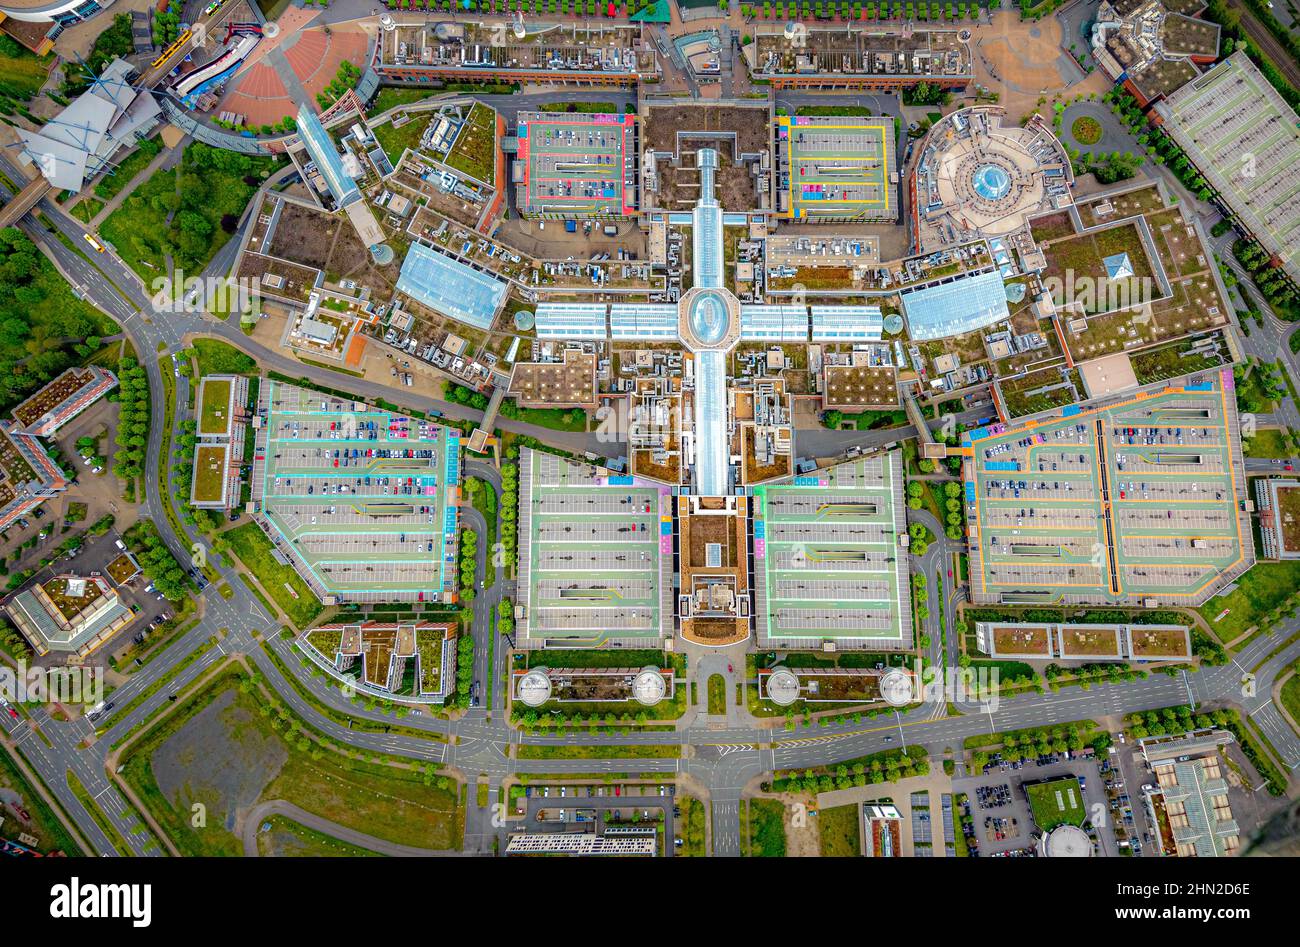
914 107 1074 247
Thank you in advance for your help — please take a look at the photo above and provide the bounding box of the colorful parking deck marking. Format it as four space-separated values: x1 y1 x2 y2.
965 380 1253 606
250 380 461 604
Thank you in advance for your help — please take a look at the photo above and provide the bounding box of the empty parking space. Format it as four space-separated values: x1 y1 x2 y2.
517 448 671 647
966 373 1253 605
753 452 911 649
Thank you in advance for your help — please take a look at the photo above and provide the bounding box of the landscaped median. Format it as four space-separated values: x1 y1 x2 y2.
224 521 324 629
766 745 929 794
966 720 1108 770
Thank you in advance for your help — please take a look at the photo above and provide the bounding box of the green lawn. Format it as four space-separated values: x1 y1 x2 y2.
224 522 324 629
818 803 862 857
1243 428 1292 459
0 750 84 855
746 799 787 857
70 198 105 225
99 143 280 281
1026 776 1087 831
255 815 383 857
0 42 52 100
444 101 496 185
373 112 434 166
193 338 256 377
1280 667 1300 730
1196 561 1300 642
93 135 163 202
120 671 462 856
371 87 440 113
707 673 726 715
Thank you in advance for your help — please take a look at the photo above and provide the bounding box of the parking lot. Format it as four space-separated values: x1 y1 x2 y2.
776 116 893 221
518 448 670 647
251 380 461 603
752 452 910 649
955 752 1125 857
966 376 1253 605
514 787 677 856
515 112 637 216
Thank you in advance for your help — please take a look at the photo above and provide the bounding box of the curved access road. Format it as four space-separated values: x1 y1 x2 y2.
241 800 469 857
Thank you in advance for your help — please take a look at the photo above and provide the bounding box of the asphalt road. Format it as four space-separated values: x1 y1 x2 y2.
2 131 1299 858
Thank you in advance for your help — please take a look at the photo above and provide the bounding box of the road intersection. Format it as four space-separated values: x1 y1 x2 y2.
1 150 1298 859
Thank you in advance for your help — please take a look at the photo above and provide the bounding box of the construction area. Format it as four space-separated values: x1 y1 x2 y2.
513 111 639 218
515 448 672 649
249 380 461 604
964 373 1254 606
775 115 894 221
751 452 912 650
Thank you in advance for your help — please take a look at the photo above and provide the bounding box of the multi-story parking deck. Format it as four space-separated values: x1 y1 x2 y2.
752 452 912 650
249 381 461 604
516 448 672 649
964 372 1253 605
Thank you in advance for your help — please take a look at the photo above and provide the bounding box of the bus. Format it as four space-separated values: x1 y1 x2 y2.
83 233 105 253
203 0 225 13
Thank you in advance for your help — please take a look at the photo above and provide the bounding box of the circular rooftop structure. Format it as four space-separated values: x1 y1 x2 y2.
679 286 741 351
913 107 1073 249
883 313 904 335
765 668 801 707
879 669 915 707
1040 824 1093 857
972 163 1012 201
517 668 553 707
633 667 668 706
514 309 535 331
370 244 394 266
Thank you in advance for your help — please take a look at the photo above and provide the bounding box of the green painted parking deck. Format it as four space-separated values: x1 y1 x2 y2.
966 375 1254 606
753 452 912 649
250 380 461 604
516 447 671 648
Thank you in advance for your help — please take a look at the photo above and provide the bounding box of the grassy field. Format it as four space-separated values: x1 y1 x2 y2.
99 144 278 281
372 87 440 113
0 44 52 100
193 338 257 377
817 803 862 857
1243 428 1292 459
0 749 84 855
444 101 497 185
93 135 163 202
1196 560 1300 642
1281 667 1300 729
1026 776 1086 831
746 799 787 857
224 522 324 629
70 198 105 225
255 815 383 857
707 674 726 715
119 671 462 857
